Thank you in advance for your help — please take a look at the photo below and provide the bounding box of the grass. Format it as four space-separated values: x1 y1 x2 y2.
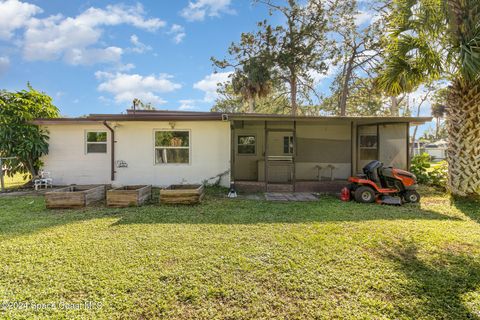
1 187 480 319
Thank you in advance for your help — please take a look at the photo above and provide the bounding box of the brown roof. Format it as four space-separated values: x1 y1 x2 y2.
32 109 432 125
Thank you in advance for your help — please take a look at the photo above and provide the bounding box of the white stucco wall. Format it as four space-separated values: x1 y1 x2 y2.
114 121 231 187
41 121 231 187
41 124 112 185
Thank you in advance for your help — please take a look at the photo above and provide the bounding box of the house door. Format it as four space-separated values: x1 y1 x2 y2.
356 123 409 172
357 125 378 171
265 130 295 186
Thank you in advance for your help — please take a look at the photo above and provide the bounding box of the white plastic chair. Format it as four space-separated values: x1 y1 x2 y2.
34 171 53 190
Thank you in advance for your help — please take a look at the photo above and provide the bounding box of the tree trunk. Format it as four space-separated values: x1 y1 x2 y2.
409 101 422 157
339 54 356 116
248 98 255 113
25 158 37 179
446 79 480 196
435 117 440 140
290 75 297 116
390 96 399 116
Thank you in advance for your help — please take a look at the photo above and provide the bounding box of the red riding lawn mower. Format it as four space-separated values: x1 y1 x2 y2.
341 160 420 205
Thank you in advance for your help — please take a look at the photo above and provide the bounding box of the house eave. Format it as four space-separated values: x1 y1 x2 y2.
31 110 432 126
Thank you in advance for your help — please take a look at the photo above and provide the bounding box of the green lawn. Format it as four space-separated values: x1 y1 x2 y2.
1 188 480 319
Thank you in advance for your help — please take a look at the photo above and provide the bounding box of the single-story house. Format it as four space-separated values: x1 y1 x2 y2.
33 109 431 192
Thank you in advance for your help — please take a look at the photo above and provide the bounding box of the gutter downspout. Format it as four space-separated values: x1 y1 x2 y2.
103 121 115 181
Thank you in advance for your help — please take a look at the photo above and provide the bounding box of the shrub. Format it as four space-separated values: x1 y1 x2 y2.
410 153 431 184
429 161 448 188
410 153 447 189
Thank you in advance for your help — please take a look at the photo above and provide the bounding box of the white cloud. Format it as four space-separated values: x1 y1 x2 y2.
115 62 135 72
22 3 164 65
193 71 232 102
95 71 181 105
64 47 123 65
168 24 186 44
98 95 113 105
181 0 234 22
0 56 10 75
355 10 375 26
178 99 197 110
55 91 65 99
0 0 41 40
129 34 152 53
309 59 338 83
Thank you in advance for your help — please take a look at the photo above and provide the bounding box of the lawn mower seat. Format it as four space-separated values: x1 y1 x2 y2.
362 160 383 186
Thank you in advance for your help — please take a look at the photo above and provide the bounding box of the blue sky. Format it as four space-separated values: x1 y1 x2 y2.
0 0 277 116
0 0 435 135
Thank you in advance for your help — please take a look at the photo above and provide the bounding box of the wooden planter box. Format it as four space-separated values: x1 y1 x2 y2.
107 185 151 207
45 185 106 209
160 184 205 204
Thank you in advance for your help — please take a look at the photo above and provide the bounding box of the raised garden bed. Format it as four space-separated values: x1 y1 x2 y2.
160 184 205 204
45 185 106 209
107 185 151 207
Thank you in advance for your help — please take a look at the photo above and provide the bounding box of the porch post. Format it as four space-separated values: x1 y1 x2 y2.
0 158 4 192
292 120 296 192
406 122 411 170
230 122 235 185
350 121 354 176
264 121 268 192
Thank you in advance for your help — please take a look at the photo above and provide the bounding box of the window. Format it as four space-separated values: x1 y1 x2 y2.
155 131 190 164
359 134 378 160
237 135 256 155
86 131 107 153
283 136 294 154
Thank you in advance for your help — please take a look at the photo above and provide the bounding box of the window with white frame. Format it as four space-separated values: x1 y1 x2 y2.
86 131 107 153
155 130 190 164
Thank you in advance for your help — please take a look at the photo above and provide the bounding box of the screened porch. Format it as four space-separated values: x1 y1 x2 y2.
230 118 410 193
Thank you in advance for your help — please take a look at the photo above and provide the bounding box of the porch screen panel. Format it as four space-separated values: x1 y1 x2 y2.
295 138 350 163
379 123 407 169
295 124 351 163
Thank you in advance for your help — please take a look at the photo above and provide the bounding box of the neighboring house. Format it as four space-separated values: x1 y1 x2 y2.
33 110 431 192
411 139 447 160
424 139 448 161
411 141 427 157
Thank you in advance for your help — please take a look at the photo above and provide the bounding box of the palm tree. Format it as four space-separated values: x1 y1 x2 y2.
378 0 480 196
231 57 272 113
431 104 446 140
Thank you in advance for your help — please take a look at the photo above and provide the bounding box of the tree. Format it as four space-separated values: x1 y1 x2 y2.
327 0 387 115
421 124 448 141
322 77 388 116
212 82 291 114
431 87 448 140
132 98 156 110
407 85 436 157
378 0 480 196
230 57 273 112
213 0 334 115
0 85 59 179
431 104 446 140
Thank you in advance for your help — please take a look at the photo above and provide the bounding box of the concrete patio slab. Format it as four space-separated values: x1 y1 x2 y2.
264 192 318 202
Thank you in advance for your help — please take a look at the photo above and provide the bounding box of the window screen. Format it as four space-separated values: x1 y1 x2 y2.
238 135 256 154
155 131 190 164
283 136 294 154
86 132 107 153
